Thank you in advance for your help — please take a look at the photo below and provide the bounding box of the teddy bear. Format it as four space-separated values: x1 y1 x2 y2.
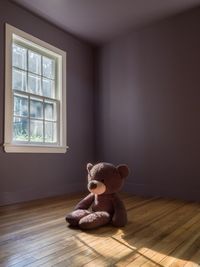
65 162 129 230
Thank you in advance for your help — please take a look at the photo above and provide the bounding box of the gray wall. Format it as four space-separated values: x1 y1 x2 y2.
96 7 200 201
0 0 95 205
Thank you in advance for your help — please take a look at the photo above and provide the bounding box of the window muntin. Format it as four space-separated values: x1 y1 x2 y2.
12 41 58 145
5 24 67 153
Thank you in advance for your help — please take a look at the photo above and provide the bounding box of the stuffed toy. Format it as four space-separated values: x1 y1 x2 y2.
65 162 129 230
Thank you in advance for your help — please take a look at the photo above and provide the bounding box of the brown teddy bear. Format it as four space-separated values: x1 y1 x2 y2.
65 162 129 230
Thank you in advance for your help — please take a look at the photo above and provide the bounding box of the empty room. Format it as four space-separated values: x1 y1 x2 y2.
0 0 200 266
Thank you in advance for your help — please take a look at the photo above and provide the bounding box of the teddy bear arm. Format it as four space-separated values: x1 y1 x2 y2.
112 196 127 227
74 193 94 210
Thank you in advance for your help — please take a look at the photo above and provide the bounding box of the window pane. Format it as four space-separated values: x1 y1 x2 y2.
45 122 57 143
12 69 27 91
43 56 55 79
30 120 43 142
45 101 56 121
13 117 29 141
28 73 41 95
28 50 41 75
30 98 43 119
14 94 28 117
12 44 27 70
42 78 55 98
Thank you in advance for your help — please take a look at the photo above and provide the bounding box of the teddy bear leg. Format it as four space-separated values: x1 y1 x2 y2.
79 211 111 230
65 209 91 226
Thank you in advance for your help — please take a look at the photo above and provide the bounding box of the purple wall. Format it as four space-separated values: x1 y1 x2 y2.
1 1 200 205
0 0 95 205
96 8 200 201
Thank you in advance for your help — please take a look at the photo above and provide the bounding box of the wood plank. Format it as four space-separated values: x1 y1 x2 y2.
125 206 200 266
114 202 195 266
184 249 200 267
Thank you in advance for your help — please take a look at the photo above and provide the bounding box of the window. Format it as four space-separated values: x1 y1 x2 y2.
4 24 67 153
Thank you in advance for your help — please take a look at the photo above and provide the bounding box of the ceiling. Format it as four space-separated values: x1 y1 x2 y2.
12 0 200 44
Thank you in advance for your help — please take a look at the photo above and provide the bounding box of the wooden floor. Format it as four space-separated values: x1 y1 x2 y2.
0 194 200 267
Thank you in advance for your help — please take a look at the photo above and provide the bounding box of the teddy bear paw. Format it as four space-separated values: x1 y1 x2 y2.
65 209 91 226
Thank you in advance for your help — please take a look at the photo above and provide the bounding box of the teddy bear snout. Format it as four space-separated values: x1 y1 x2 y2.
89 181 97 190
88 180 106 195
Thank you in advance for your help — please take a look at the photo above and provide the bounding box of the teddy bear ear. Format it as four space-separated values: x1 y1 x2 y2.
87 163 93 173
117 164 129 178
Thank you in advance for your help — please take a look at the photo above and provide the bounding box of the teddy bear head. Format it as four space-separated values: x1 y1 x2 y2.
86 162 129 195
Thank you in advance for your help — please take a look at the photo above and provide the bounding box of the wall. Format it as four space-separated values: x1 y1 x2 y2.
96 7 200 201
0 0 95 205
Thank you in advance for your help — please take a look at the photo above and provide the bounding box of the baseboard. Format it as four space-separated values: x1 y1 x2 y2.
0 182 85 206
123 181 200 202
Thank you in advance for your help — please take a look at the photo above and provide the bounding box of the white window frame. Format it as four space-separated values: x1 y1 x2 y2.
4 24 67 153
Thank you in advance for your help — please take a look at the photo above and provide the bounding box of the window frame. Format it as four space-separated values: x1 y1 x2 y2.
4 24 67 153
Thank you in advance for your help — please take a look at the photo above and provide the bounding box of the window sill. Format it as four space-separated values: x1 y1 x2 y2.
3 143 68 153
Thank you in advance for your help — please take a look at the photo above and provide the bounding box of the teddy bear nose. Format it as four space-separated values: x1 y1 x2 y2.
89 182 97 190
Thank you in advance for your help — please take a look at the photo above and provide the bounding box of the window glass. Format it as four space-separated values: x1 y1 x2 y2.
42 78 55 98
30 120 43 142
14 94 28 117
12 44 27 70
12 44 57 144
30 98 43 119
12 69 27 91
28 50 41 75
13 117 29 141
43 56 55 79
45 122 57 143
